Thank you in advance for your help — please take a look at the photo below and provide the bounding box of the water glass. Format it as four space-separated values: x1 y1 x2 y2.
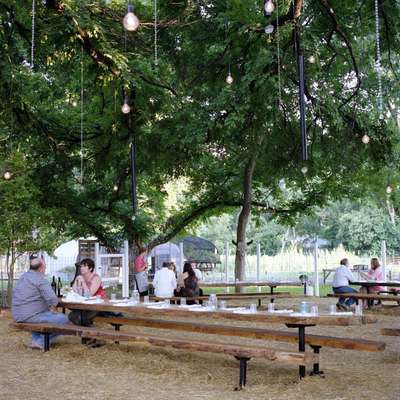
355 304 363 316
250 303 257 313
164 299 170 307
180 297 187 306
219 300 227 310
329 304 336 314
299 301 310 314
267 302 275 312
144 295 150 304
310 305 318 316
111 293 117 301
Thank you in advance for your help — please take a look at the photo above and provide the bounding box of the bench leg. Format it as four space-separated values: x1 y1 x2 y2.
234 357 250 390
298 326 306 379
309 345 324 376
44 333 50 352
113 324 121 345
80 311 87 344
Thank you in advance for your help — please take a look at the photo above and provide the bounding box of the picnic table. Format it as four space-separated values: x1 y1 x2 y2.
61 299 376 378
350 281 400 289
198 280 304 294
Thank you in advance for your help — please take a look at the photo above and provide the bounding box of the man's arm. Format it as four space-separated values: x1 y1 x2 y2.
38 277 59 307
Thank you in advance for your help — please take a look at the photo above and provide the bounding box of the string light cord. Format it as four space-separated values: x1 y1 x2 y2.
276 0 282 106
31 0 35 69
374 0 384 120
154 0 158 66
80 46 84 183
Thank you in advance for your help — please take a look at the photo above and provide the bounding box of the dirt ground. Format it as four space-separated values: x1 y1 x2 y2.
1 297 400 400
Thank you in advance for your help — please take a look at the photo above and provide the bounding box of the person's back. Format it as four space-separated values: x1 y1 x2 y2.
332 263 355 288
153 266 176 298
12 256 69 349
12 269 58 323
332 258 357 310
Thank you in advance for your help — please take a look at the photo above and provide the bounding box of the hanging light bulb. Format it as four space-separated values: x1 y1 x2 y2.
264 0 275 15
361 134 370 144
386 185 393 194
121 93 131 114
264 24 274 34
301 166 308 175
226 73 233 85
123 4 140 31
3 171 12 180
308 55 316 64
113 185 119 192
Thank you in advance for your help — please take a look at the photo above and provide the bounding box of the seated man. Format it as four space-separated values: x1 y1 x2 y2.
12 255 69 350
332 258 358 311
153 262 177 298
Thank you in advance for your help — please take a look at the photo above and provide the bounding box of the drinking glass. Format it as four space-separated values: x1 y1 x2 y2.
144 295 150 304
267 302 275 312
250 303 257 313
111 293 117 301
329 304 336 314
180 297 187 306
355 304 363 316
299 301 310 314
219 300 227 310
310 305 318 316
164 299 170 307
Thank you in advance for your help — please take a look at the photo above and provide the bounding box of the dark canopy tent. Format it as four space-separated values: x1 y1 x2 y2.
176 236 221 271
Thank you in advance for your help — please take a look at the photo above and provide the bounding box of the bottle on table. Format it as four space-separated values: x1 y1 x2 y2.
132 289 140 304
51 276 57 294
57 277 62 297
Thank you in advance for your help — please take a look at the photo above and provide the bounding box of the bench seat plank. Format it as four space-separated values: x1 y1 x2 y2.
94 316 385 352
10 322 316 364
381 328 400 336
328 293 400 302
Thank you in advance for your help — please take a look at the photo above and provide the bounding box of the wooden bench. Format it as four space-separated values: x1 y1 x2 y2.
95 315 385 376
10 322 317 390
151 292 296 307
381 328 400 336
327 292 400 307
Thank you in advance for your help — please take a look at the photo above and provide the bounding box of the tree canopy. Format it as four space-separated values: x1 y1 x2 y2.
0 0 399 252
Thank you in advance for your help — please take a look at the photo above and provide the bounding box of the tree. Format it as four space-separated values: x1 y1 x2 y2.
0 151 65 305
0 0 399 278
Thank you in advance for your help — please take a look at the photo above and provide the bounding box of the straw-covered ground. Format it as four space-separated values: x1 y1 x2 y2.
1 297 400 400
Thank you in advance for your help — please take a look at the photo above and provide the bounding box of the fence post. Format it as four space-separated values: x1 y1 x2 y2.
256 242 261 293
95 242 101 276
381 240 387 282
122 240 130 298
225 241 229 293
313 238 320 297
179 242 184 276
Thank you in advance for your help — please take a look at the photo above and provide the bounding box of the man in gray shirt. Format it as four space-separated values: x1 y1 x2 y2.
12 255 69 349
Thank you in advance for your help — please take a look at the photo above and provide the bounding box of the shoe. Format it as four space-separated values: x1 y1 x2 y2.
26 341 44 351
336 303 348 311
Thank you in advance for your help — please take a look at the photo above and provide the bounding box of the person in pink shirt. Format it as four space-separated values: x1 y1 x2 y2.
360 258 384 307
133 246 149 296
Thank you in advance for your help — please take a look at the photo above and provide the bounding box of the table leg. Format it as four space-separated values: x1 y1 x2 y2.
298 326 306 378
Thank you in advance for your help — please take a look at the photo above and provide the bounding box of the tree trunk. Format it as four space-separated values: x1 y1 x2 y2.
6 242 16 308
235 159 256 293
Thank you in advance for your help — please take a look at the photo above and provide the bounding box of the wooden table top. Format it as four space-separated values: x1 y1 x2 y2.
199 281 303 288
350 281 400 287
61 300 376 326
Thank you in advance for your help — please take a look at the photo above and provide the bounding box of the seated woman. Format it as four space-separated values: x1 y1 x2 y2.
360 257 384 307
69 258 118 331
175 262 200 305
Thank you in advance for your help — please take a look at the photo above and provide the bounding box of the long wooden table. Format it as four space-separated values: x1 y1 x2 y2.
350 281 400 289
61 300 377 378
199 280 304 294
